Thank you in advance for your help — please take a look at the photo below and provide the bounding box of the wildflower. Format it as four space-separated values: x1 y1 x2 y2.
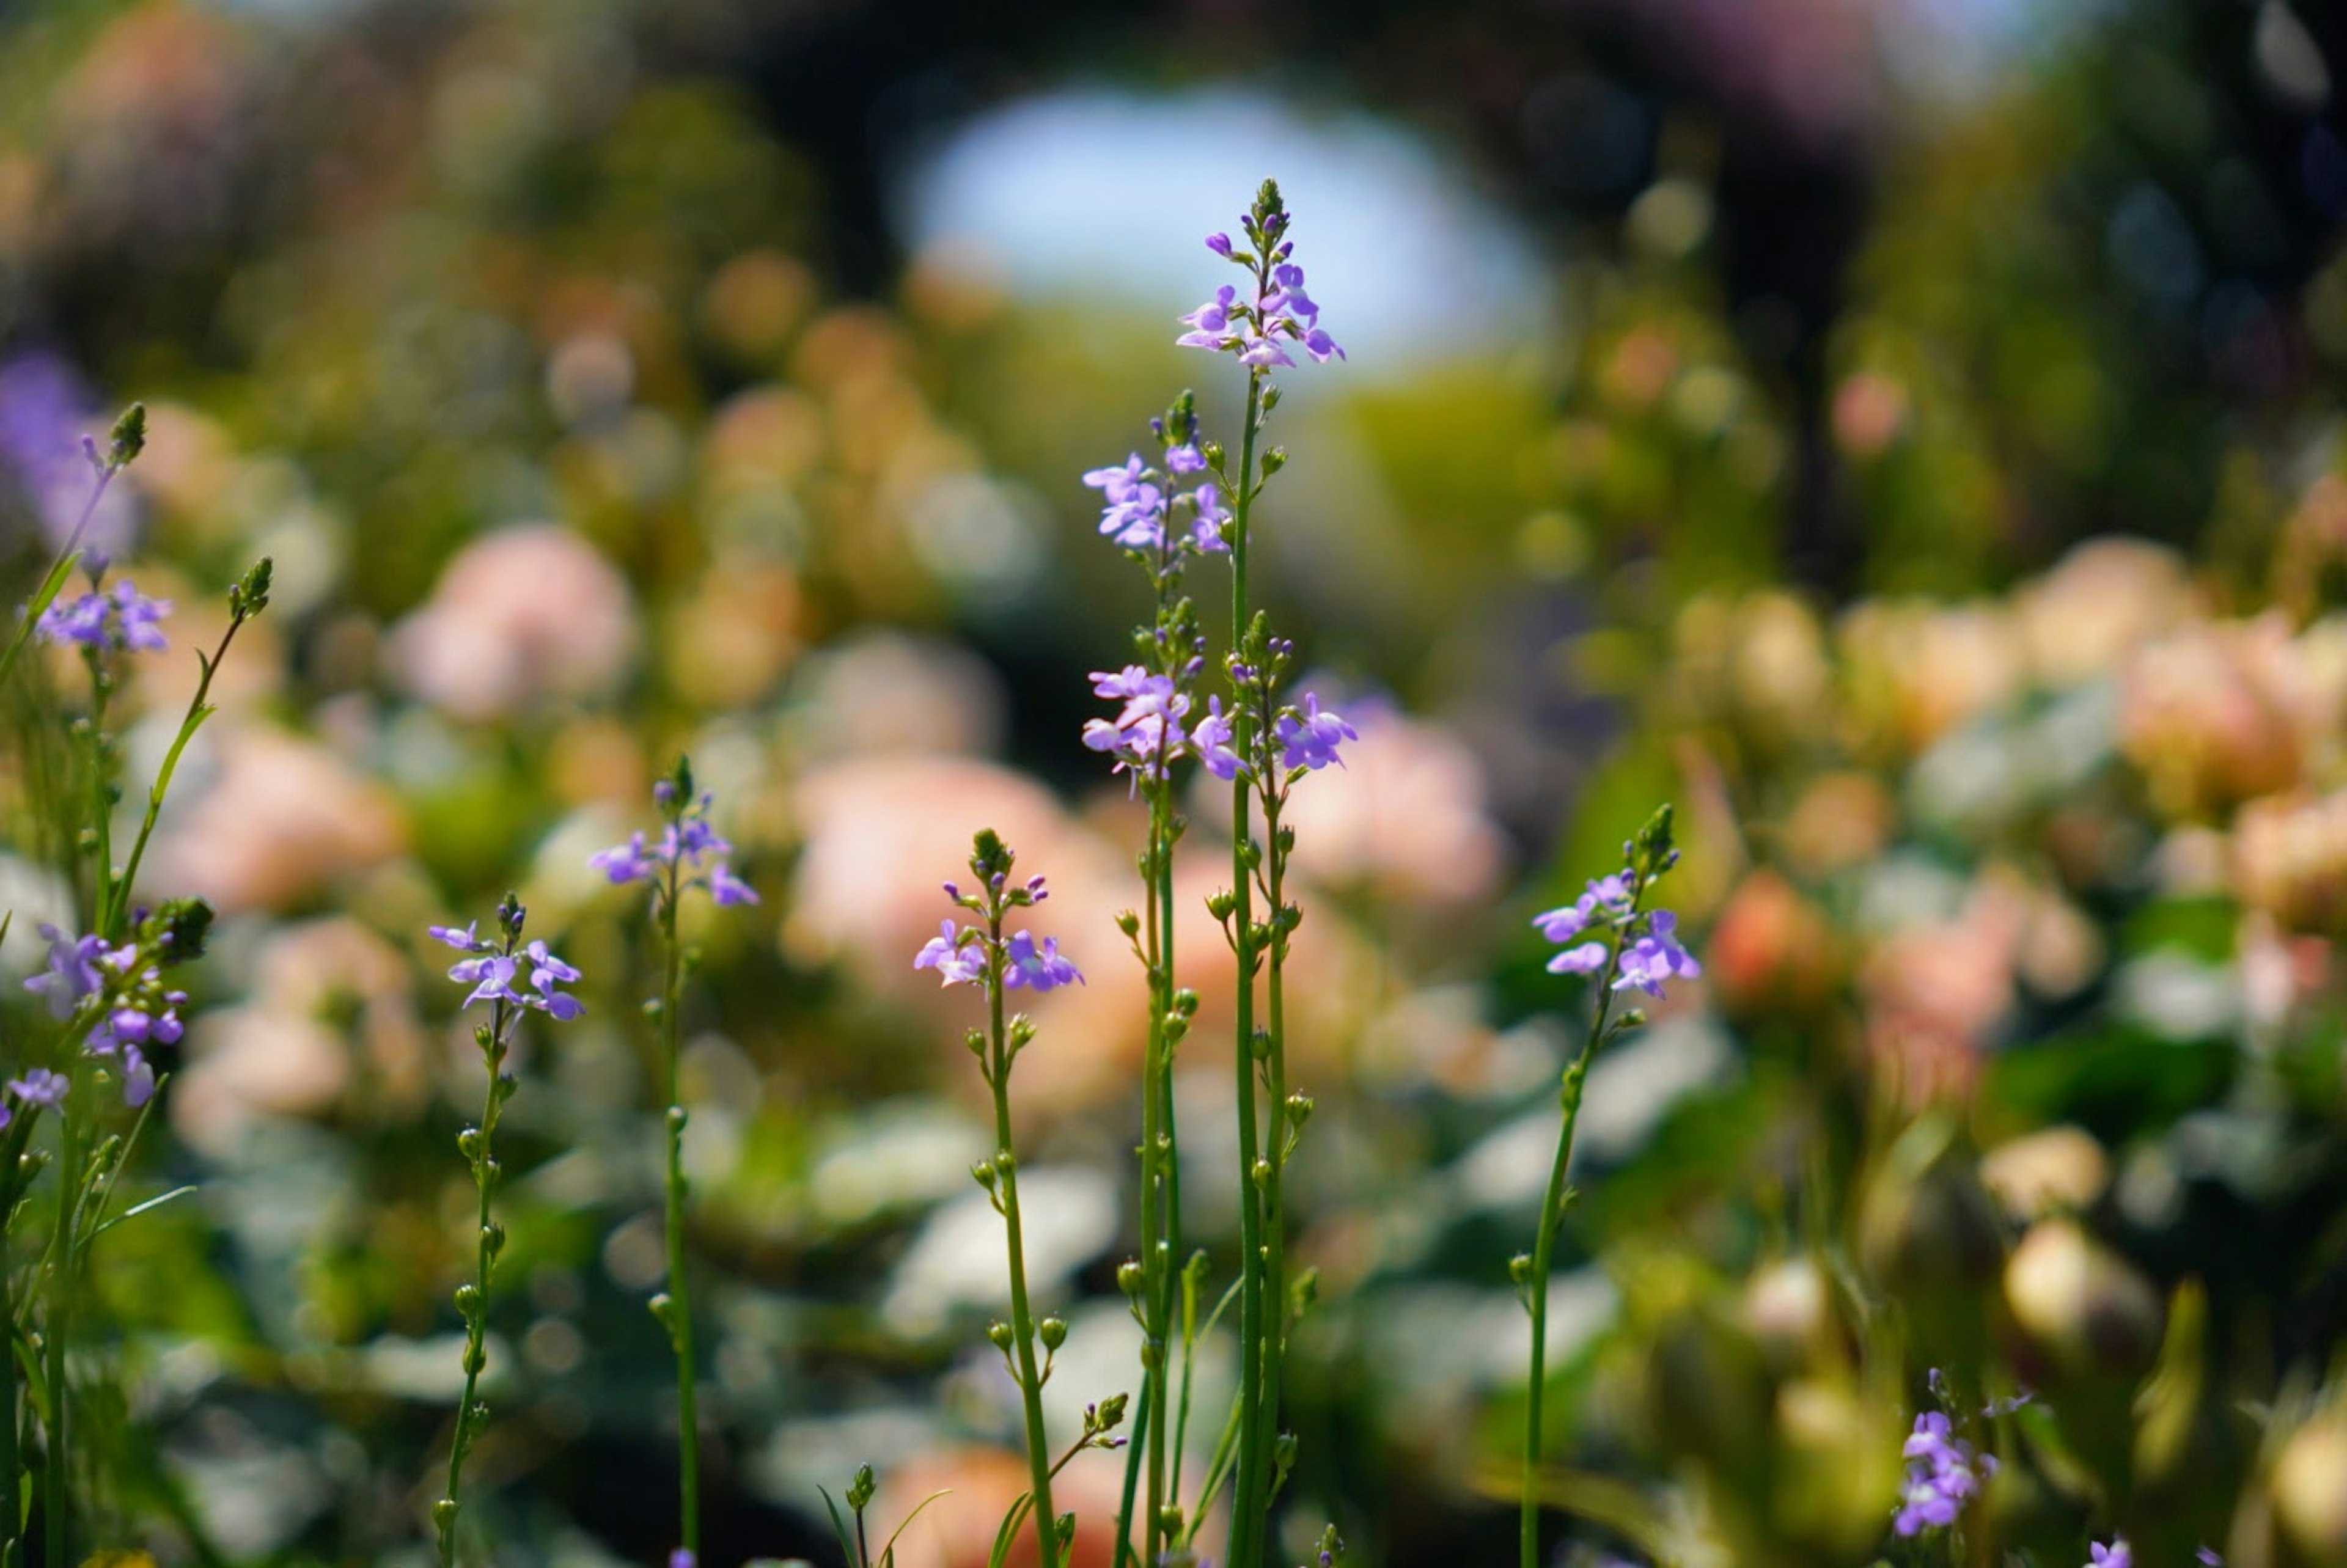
1546 941 1607 977
1004 931 1082 992
1084 666 1191 780
590 778 759 909
433 923 583 1019
914 919 985 987
2089 1543 2132 1568
1192 695 1243 781
1892 1409 1996 1537
1273 692 1357 772
1178 210 1344 367
2197 1549 2224 1566
1613 911 1702 998
1185 482 1232 552
24 923 110 1018
35 579 169 653
7 1069 67 1108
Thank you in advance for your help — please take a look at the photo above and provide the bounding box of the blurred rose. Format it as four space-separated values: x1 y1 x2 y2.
2120 613 2308 820
387 522 639 721
1779 771 1893 878
785 630 1005 760
1839 600 2028 756
1831 371 1908 457
1859 869 2031 1106
2018 537 2197 689
172 917 427 1157
1978 1125 2109 1223
2235 791 2347 934
149 725 405 913
1706 868 1839 1018
664 552 802 710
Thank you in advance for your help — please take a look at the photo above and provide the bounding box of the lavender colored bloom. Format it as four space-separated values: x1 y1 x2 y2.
24 923 110 1018
590 786 758 909
670 1553 695 1568
0 354 136 552
8 1068 67 1108
435 923 583 1019
1191 695 1242 781
1273 692 1357 772
1084 667 1191 781
2090 1542 2132 1568
1178 230 1344 367
1185 482 1232 553
2197 1549 2224 1566
1004 931 1082 992
1612 910 1702 998
1177 284 1240 351
1166 443 1207 475
35 579 170 654
914 919 985 987
1204 233 1233 257
1545 941 1607 976
1892 1407 1996 1538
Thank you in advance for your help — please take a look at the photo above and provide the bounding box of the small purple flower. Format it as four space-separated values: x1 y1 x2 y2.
435 923 584 1019
1191 695 1242 781
2089 1542 2132 1568
1084 668 1191 782
1545 941 1607 977
914 920 985 987
1185 482 1232 553
1892 1404 1996 1538
24 923 110 1019
1004 931 1082 992
1166 443 1207 475
590 785 758 910
1272 692 1357 772
35 579 170 654
670 1552 694 1568
1177 284 1240 351
1612 910 1701 998
2197 1549 2224 1566
1204 232 1233 257
8 1068 67 1108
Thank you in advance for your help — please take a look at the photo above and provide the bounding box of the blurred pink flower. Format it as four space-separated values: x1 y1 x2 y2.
149 725 405 914
389 523 639 720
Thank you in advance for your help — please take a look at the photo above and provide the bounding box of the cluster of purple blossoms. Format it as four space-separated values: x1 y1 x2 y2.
35 578 169 653
1188 691 1358 784
1533 876 1701 997
914 877 1082 994
1179 231 1344 369
23 922 181 1106
1893 1410 1997 1537
428 923 584 1020
589 783 758 908
1082 449 1231 555
1084 665 1194 781
0 1067 70 1128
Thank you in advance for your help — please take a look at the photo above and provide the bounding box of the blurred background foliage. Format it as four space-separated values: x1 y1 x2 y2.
3 0 2347 1564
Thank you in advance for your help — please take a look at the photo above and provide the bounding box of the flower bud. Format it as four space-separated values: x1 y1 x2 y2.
986 1320 1014 1350
454 1284 482 1315
1038 1316 1067 1351
1117 1259 1145 1297
847 1461 877 1512
1096 1391 1128 1430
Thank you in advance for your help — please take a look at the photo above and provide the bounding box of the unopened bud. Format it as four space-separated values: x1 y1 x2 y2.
1117 1259 1145 1297
986 1320 1015 1351
1038 1316 1067 1351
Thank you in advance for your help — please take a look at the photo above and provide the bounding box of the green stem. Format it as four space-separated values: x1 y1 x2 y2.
1520 913 1636 1568
438 998 512 1568
659 867 700 1558
986 909 1063 1568
0 464 116 700
1224 368 1268 1568
0 1241 16 1561
41 1112 76 1568
1253 788 1288 1500
104 614 246 940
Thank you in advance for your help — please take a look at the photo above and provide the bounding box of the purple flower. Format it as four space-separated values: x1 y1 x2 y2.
1272 692 1357 772
590 786 758 910
670 1553 694 1568
1185 482 1232 553
435 923 584 1019
914 919 985 987
1178 228 1343 368
2090 1542 2132 1568
1612 910 1701 998
1544 941 1607 976
24 923 110 1019
1892 1406 1996 1537
1191 695 1243 781
1177 284 1239 351
2197 1549 2224 1566
35 579 170 654
1084 667 1191 782
8 1068 67 1108
1004 931 1082 992
1166 443 1207 475
1204 232 1233 257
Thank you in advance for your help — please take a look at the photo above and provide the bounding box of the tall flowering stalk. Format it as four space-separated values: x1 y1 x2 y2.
591 758 758 1563
1516 807 1697 1568
428 896 582 1566
0 409 268 1568
917 831 1088 1568
1081 390 1222 1567
1146 178 1346 1568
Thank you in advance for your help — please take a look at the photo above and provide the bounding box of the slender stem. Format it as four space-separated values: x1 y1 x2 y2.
0 464 116 700
105 615 246 939
438 998 512 1568
41 1111 76 1568
0 1245 15 1562
1520 913 1636 1568
986 908 1062 1568
1253 788 1288 1498
659 864 700 1558
1224 368 1267 1568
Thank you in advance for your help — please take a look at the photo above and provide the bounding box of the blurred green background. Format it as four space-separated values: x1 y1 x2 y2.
4 0 2347 1563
